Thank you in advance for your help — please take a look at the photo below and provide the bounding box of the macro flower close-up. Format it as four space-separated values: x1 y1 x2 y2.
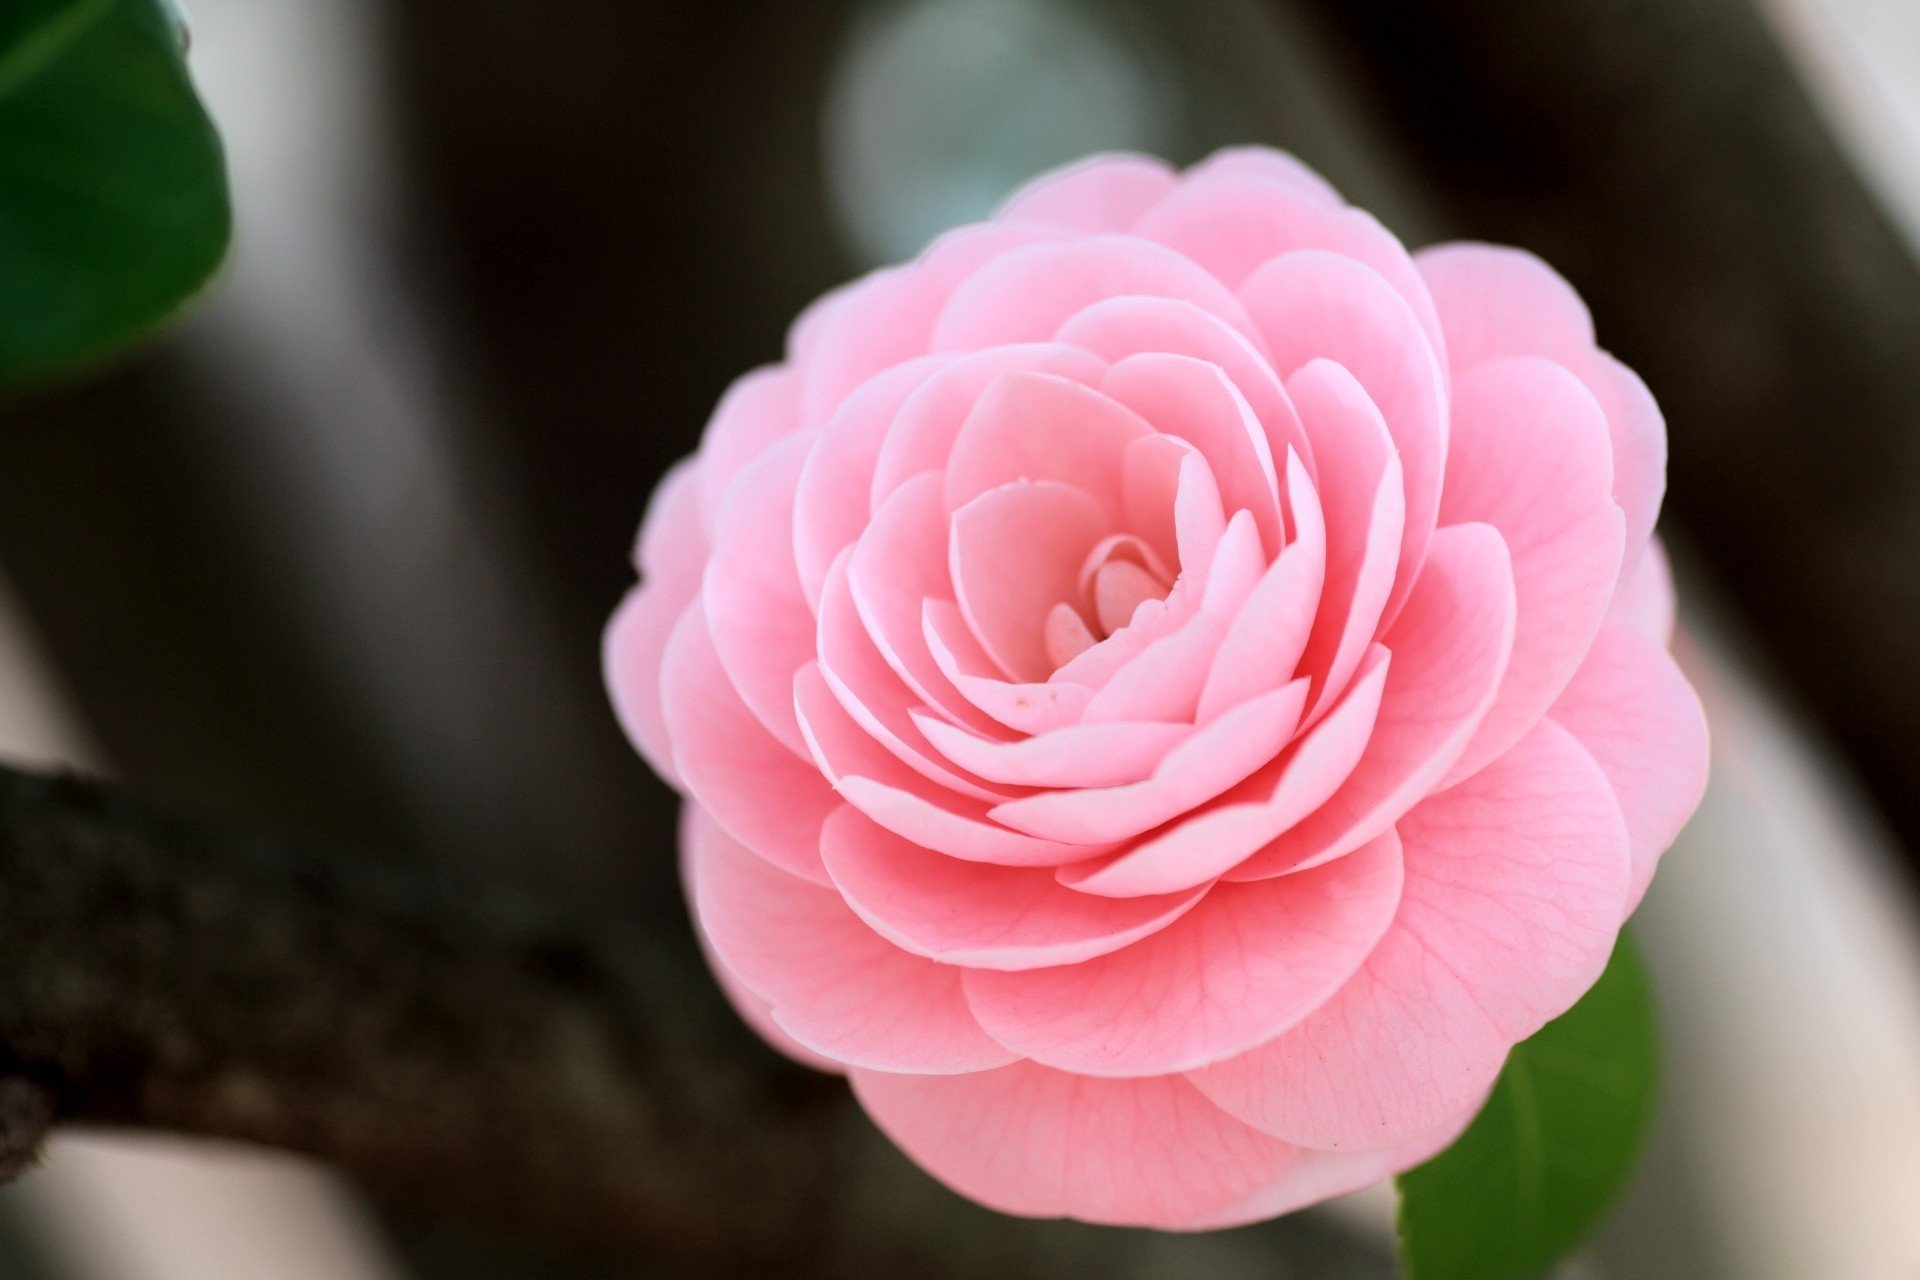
605 146 1711 1228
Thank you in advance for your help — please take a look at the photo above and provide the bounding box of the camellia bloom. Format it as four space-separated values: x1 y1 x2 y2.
606 148 1708 1228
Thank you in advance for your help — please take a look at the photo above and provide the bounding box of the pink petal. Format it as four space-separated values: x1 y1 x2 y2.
702 431 817 757
850 1063 1299 1227
870 344 1108 510
1416 242 1665 575
943 371 1151 519
793 354 949 610
1101 353 1284 552
1135 172 1446 358
1196 452 1326 722
949 480 1111 682
1549 619 1709 913
660 605 837 884
1184 145 1344 209
1240 250 1447 622
992 152 1179 232
1287 360 1404 722
821 806 1206 970
1053 295 1314 468
966 829 1402 1075
1228 523 1515 880
796 664 1105 866
923 599 1096 734
605 459 707 787
1437 357 1625 786
817 554 1014 804
1063 646 1389 898
1610 536 1677 645
696 366 801 533
688 804 1014 1074
992 679 1308 844
912 713 1188 789
681 807 845 1075
1189 718 1630 1149
1187 1106 1477 1230
932 236 1258 353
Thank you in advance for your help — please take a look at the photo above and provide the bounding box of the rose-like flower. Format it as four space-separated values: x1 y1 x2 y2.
605 148 1709 1228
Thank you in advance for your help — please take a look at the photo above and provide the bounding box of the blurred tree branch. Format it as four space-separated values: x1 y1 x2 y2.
1284 0 1920 864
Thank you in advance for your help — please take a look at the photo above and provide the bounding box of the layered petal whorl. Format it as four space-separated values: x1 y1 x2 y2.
605 147 1706 1228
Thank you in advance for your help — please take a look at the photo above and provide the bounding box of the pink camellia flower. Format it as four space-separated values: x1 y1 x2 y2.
606 148 1708 1228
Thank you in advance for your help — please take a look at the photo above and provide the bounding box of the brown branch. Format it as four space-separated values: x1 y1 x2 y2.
0 764 844 1268
1280 0 1920 865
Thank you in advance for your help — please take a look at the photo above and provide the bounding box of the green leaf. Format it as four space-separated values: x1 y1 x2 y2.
0 0 230 389
1395 932 1657 1280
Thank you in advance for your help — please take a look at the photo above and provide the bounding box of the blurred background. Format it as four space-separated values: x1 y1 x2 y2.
1 0 1919 1275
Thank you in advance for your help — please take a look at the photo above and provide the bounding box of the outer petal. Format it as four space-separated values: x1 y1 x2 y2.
821 806 1205 971
1416 242 1665 574
965 830 1403 1075
1549 619 1709 912
1229 523 1516 879
992 152 1178 233
1436 356 1625 786
689 806 1016 1074
1609 536 1677 645
850 1063 1298 1227
1189 719 1631 1149
605 459 708 787
660 605 837 884
1185 145 1344 208
697 367 802 532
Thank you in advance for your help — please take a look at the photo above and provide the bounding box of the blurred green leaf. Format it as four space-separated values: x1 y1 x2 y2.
1395 932 1656 1280
0 0 230 389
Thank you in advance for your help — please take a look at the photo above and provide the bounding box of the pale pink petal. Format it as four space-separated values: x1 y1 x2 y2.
696 366 801 532
688 805 1015 1074
1185 145 1345 208
794 354 949 610
1118 432 1189 569
1240 250 1447 621
923 600 1097 734
949 480 1111 682
605 461 707 788
821 806 1205 970
850 1063 1298 1227
966 830 1402 1075
797 221 1062 423
1228 523 1515 880
1610 536 1677 645
1196 452 1326 722
796 665 1106 866
702 432 817 757
943 371 1151 519
1101 353 1284 552
932 236 1258 352
913 713 1189 789
660 606 836 884
817 554 1015 804
1054 295 1314 468
1064 647 1389 898
1136 173 1445 357
1437 357 1625 786
1187 1106 1477 1230
993 680 1308 844
992 152 1179 232
1189 719 1630 1149
1416 242 1665 574
680 807 845 1075
1287 360 1404 721
1549 620 1709 912
870 344 1108 509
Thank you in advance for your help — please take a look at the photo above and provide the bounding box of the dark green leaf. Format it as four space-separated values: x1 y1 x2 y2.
1395 932 1656 1280
0 0 230 388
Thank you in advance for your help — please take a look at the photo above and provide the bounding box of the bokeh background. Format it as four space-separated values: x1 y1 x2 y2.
1 0 1919 1275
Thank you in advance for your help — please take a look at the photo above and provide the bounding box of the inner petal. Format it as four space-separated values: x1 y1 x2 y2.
950 480 1109 682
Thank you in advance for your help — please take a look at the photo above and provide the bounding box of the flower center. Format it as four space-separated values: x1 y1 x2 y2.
1044 536 1175 670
